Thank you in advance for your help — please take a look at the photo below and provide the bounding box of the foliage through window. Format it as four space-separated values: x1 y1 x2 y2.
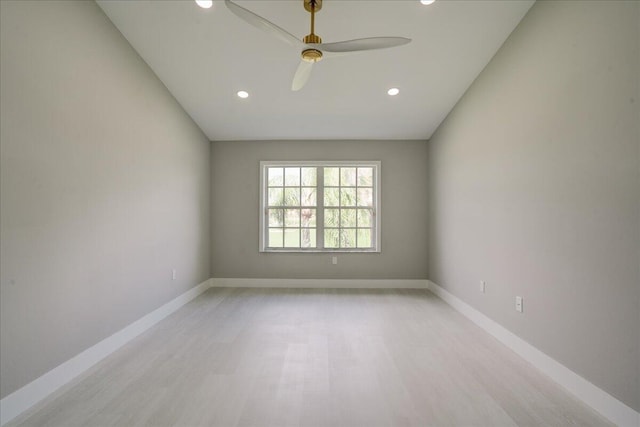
260 161 380 252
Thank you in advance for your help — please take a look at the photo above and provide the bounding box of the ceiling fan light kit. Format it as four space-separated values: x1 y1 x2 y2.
225 0 410 90
301 48 323 63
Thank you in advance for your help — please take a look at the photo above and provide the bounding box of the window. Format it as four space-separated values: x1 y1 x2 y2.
260 161 380 252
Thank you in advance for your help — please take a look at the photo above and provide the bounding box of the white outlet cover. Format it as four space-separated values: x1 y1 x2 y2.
515 296 523 312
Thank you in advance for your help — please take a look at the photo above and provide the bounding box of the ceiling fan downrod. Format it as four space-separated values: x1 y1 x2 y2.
301 0 323 63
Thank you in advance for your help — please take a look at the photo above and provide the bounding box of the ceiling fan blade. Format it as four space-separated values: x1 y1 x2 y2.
317 37 411 53
225 0 303 48
292 60 313 91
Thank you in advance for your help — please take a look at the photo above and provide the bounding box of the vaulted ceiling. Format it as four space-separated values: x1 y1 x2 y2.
97 0 534 141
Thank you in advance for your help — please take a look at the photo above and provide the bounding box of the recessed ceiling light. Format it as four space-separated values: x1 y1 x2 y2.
195 0 213 9
387 88 400 96
420 0 436 5
237 90 249 99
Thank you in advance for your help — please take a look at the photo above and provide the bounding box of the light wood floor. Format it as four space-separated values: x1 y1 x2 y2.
9 288 611 427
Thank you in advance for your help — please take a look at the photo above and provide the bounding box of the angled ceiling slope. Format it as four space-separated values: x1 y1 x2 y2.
97 0 534 141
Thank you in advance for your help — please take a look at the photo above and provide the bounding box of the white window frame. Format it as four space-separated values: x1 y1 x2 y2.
259 160 381 253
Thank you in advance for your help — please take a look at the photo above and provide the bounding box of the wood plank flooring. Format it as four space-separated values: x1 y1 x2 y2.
8 288 611 426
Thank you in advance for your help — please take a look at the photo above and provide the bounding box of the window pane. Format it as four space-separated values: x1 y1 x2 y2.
284 229 300 247
357 168 373 187
284 188 300 206
340 188 356 207
285 209 300 227
341 167 356 186
341 209 356 227
301 187 316 206
268 188 283 206
301 168 316 186
324 229 339 248
268 209 283 226
324 208 339 227
357 188 373 207
301 228 316 248
324 188 339 206
357 229 372 248
285 167 300 186
268 168 283 186
301 209 316 227
357 209 372 227
340 229 356 248
268 228 283 247
324 167 339 186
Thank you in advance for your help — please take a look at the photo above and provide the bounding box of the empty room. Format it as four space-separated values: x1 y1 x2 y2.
0 0 638 426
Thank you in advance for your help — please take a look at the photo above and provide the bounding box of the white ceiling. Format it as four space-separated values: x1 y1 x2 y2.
97 0 534 141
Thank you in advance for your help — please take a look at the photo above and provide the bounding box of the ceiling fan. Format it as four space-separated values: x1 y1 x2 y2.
225 0 411 91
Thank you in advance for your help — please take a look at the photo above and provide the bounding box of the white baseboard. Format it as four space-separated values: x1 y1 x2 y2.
427 280 640 427
0 279 212 426
211 278 429 289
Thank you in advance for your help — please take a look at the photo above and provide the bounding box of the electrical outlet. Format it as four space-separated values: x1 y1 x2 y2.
172 269 177 280
480 281 486 293
515 296 523 313
332 256 338 265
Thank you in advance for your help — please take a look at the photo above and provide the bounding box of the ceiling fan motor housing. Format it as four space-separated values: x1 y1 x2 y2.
302 34 323 62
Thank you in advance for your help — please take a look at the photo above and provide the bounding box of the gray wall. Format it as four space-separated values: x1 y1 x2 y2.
427 0 639 411
0 1 210 398
211 140 428 279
